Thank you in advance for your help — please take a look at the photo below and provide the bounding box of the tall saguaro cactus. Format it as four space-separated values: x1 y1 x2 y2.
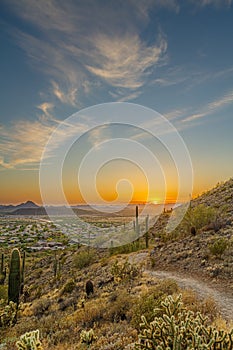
135 205 139 235
0 252 6 285
21 251 26 294
8 248 22 305
145 215 149 248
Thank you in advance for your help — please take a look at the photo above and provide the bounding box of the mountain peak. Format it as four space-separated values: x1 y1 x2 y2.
19 201 39 208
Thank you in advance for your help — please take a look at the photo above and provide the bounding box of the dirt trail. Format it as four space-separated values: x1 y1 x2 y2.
129 252 233 321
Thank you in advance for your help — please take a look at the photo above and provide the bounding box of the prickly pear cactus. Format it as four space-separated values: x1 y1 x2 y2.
16 329 43 350
136 294 233 349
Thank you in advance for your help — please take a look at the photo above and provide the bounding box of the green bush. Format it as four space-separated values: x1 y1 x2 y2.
209 238 228 258
61 279 76 294
136 294 233 349
73 250 95 269
180 204 217 235
131 279 179 329
111 260 140 282
109 241 145 255
32 298 51 318
106 290 133 322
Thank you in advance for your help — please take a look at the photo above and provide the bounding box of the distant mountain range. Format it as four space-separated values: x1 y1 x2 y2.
0 201 43 215
0 200 39 210
0 201 87 216
0 200 128 216
0 200 164 217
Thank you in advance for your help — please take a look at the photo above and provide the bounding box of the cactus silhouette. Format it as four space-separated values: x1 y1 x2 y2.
136 206 139 232
20 251 26 294
85 280 94 297
145 215 149 248
0 252 6 285
8 248 22 305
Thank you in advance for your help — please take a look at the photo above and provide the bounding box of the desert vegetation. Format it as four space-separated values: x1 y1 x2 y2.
0 178 233 349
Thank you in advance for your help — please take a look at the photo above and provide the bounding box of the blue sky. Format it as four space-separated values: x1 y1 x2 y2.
0 0 233 204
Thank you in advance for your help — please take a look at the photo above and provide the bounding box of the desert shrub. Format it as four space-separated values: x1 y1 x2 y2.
46 328 72 346
60 279 76 295
32 298 51 318
58 297 77 311
136 294 233 349
209 237 228 258
111 260 140 282
25 313 76 347
91 323 137 350
73 250 95 269
155 279 179 295
131 279 179 329
106 290 134 322
181 289 217 321
74 300 105 328
109 241 145 255
181 204 217 234
0 285 8 301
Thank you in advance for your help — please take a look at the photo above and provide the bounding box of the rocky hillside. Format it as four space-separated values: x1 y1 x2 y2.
193 178 233 210
150 178 233 291
0 178 233 349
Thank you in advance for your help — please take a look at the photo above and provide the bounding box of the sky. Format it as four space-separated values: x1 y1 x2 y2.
0 0 233 205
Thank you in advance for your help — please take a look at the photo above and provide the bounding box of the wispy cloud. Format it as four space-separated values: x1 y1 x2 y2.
51 81 78 106
163 108 189 120
85 33 167 89
37 102 54 117
207 91 233 110
194 0 232 7
0 119 55 169
114 91 142 102
0 101 101 170
3 0 170 104
86 125 112 151
183 90 233 123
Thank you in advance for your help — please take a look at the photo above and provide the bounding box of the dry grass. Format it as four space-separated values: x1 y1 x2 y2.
0 248 232 350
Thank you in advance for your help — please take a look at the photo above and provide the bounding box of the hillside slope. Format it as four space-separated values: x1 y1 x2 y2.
150 178 233 291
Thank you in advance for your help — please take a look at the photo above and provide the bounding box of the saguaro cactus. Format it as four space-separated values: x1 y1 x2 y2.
85 280 94 297
136 205 139 235
145 215 149 248
8 248 22 305
0 252 6 285
20 251 26 294
53 252 58 278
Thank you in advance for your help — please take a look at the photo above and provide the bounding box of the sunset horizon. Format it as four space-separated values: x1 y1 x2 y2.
1 1 233 210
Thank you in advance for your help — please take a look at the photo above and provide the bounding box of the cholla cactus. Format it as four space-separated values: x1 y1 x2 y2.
111 260 140 282
136 294 233 349
0 301 17 327
16 330 43 350
80 329 96 345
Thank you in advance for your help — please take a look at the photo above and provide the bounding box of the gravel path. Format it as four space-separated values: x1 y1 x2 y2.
145 270 233 321
129 252 233 321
